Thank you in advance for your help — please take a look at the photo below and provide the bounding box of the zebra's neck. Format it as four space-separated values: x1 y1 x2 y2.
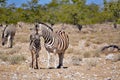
42 28 53 44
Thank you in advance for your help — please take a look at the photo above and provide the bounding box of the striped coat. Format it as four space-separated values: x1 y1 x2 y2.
29 27 41 69
36 22 69 68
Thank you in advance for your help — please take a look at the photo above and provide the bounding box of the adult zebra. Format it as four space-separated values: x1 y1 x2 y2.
1 24 16 48
36 22 69 68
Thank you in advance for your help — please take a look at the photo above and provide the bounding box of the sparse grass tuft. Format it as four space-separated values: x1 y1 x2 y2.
83 51 91 58
0 52 26 65
84 42 90 47
72 56 82 66
83 50 100 58
83 58 98 70
91 49 101 57
8 55 26 65
15 34 29 43
66 47 74 54
0 46 21 54
87 58 97 67
0 54 9 61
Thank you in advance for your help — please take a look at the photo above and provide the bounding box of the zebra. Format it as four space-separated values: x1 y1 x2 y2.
1 24 16 48
29 25 41 69
36 22 69 68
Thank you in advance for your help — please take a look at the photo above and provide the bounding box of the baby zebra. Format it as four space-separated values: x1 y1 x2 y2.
36 22 69 68
29 26 41 69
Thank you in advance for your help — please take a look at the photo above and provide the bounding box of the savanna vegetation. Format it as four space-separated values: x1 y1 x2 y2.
0 0 120 25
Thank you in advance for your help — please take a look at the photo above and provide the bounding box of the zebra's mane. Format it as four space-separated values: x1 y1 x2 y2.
38 22 53 32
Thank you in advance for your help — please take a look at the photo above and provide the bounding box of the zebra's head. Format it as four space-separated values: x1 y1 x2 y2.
30 33 41 48
2 33 8 46
1 25 8 46
34 23 42 36
35 22 53 36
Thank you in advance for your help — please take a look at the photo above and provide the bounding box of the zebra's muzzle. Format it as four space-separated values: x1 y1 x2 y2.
2 42 5 46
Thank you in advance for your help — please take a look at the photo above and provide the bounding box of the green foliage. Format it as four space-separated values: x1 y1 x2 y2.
0 0 7 7
103 0 120 23
0 0 120 24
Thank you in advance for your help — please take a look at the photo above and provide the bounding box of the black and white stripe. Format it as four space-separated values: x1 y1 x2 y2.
36 22 69 68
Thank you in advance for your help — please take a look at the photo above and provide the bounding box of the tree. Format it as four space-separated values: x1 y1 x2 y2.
0 0 7 7
103 0 120 23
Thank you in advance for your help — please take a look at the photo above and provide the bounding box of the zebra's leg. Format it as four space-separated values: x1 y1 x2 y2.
7 35 11 47
35 51 39 69
9 36 13 48
54 54 57 68
36 50 39 58
57 53 64 68
35 54 39 69
53 49 57 68
31 51 34 68
47 51 50 68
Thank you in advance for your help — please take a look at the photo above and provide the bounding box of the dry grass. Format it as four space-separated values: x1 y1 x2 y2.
83 51 91 58
81 49 100 58
15 33 29 43
0 54 8 61
8 54 26 65
0 23 120 80
0 53 26 64
0 45 25 64
0 46 21 54
86 58 98 70
66 47 74 54
64 23 120 59
71 56 82 66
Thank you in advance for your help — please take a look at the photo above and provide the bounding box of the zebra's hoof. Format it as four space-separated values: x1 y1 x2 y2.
8 46 13 48
34 67 39 69
2 42 5 46
57 65 63 69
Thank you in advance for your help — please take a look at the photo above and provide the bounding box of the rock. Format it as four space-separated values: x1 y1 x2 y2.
105 54 114 60
104 77 111 80
105 54 120 62
11 73 18 80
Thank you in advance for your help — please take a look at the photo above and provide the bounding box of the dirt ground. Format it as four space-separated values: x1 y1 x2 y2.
0 23 120 80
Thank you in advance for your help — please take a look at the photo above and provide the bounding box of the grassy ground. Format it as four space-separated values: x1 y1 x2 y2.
0 23 120 80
